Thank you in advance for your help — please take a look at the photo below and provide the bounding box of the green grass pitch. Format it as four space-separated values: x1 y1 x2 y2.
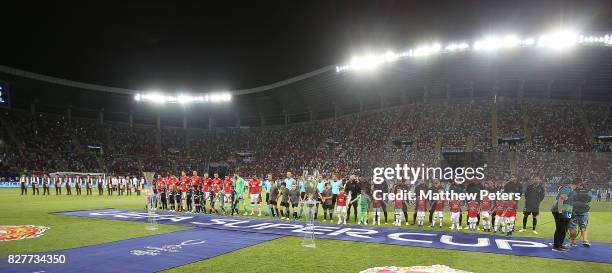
1 188 611 273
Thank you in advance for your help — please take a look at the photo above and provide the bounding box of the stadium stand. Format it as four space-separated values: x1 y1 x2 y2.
2 99 611 192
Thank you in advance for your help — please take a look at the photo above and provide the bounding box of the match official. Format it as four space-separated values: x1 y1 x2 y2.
520 176 545 234
345 175 361 223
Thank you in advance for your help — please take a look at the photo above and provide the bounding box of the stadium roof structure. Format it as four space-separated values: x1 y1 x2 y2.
3 43 612 128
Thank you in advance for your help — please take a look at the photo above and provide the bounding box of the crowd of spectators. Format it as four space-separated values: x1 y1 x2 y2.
525 100 588 152
584 103 612 136
1 99 610 188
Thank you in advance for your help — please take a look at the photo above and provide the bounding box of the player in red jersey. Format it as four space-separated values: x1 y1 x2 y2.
480 194 493 232
190 170 202 211
180 171 190 212
467 200 480 231
336 188 348 224
431 193 446 228
156 174 168 210
415 196 428 228
201 172 211 213
493 200 506 233
372 191 383 225
449 199 462 230
504 200 518 237
191 171 201 188
210 173 223 214
393 188 404 226
248 175 262 216
169 176 179 211
222 175 234 214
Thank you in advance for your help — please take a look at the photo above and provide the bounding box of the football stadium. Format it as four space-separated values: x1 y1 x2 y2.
1 1 612 273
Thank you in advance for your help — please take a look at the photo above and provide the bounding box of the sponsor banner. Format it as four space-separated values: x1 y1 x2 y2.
0 181 20 188
3 182 106 188
52 209 612 264
0 228 282 273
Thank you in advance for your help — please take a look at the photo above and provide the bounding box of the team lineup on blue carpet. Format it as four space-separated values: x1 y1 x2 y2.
18 170 597 253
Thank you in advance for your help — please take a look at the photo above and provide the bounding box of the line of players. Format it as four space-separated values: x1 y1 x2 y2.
151 170 520 237
408 191 519 237
19 175 146 196
152 171 300 218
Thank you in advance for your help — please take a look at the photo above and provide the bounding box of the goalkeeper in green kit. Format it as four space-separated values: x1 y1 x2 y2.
233 173 246 214
350 188 372 225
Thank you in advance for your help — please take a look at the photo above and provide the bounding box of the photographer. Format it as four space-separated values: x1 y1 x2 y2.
551 179 580 252
569 181 593 247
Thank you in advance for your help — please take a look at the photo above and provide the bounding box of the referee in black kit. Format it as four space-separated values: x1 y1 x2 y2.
520 176 545 234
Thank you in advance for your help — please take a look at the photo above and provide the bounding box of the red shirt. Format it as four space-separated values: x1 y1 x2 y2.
169 178 178 191
434 199 445 211
480 195 493 211
337 193 347 206
373 198 381 208
203 178 211 192
450 199 462 213
211 178 222 193
504 201 518 217
191 176 202 187
394 199 403 209
160 178 168 189
223 179 233 194
249 179 261 194
467 201 479 217
180 177 190 192
495 201 506 216
416 198 427 212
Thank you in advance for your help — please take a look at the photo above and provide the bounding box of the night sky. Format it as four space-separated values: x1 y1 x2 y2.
1 0 611 92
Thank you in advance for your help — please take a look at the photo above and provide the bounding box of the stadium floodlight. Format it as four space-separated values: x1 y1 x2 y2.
177 94 190 104
206 93 232 103
537 31 577 49
141 92 170 104
412 43 441 57
135 92 231 104
474 37 502 51
503 35 521 48
350 54 385 70
384 51 399 62
445 42 470 52
335 30 611 73
398 50 411 57
522 37 535 46
580 35 612 45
